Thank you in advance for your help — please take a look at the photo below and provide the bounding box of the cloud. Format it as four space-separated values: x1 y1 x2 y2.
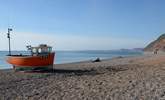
0 32 148 50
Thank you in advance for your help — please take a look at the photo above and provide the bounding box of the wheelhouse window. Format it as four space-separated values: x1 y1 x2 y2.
32 48 37 53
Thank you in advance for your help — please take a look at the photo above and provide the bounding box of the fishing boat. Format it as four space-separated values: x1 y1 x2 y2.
5 28 55 70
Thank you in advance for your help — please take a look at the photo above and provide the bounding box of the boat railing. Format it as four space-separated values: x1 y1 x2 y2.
7 54 30 57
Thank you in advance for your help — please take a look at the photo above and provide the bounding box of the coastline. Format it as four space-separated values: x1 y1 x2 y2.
1 54 165 99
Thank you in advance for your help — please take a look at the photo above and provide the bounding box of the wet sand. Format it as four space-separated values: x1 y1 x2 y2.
1 54 165 100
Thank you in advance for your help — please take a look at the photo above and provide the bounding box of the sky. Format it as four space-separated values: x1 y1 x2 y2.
0 0 165 50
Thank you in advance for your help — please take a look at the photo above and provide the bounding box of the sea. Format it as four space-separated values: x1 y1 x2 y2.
0 50 143 69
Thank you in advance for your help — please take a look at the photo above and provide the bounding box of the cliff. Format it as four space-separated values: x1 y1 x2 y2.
144 34 165 52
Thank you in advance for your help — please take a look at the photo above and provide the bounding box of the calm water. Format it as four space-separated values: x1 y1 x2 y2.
0 50 143 69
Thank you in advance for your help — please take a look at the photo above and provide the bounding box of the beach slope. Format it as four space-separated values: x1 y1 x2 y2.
1 55 165 99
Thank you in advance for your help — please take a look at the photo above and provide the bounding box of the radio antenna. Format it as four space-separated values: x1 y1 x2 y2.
7 28 12 55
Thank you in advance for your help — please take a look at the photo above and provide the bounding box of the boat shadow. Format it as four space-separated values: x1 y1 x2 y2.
26 68 100 76
22 66 128 76
54 69 100 76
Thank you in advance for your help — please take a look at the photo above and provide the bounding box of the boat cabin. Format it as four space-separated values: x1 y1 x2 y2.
27 44 52 56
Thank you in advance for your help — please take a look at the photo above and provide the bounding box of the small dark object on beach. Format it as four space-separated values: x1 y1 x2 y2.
154 49 159 54
92 57 101 62
115 56 123 59
118 56 123 58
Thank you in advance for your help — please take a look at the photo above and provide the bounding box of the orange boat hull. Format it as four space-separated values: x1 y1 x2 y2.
6 52 55 68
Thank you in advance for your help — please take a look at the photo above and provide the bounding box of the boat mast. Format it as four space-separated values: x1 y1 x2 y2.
7 28 12 55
